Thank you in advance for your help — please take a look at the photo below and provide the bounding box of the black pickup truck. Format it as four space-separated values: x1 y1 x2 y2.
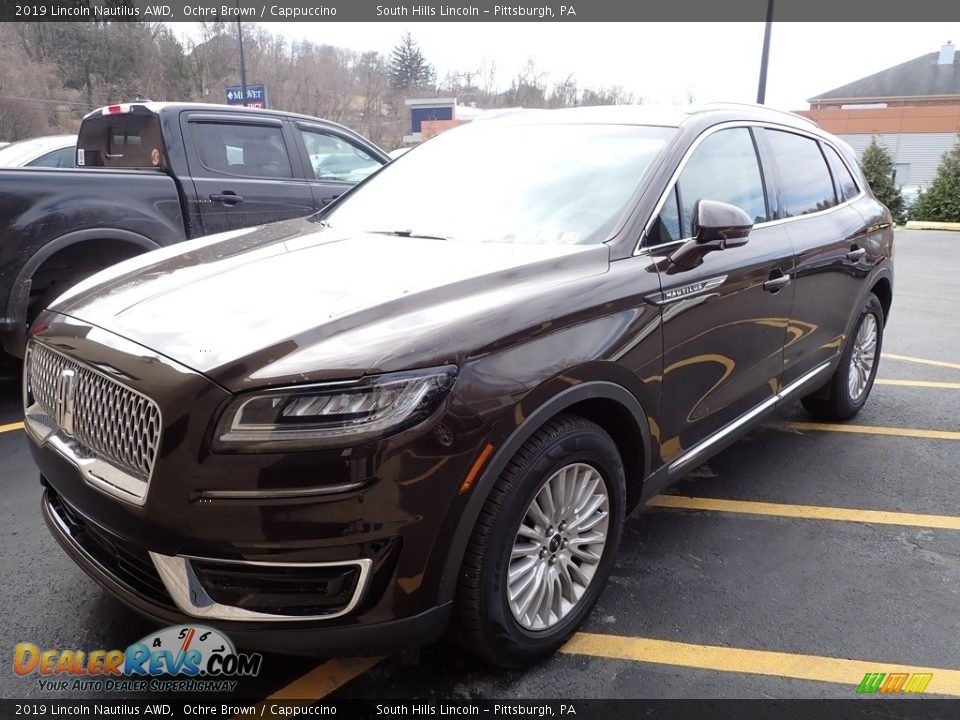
0 102 389 359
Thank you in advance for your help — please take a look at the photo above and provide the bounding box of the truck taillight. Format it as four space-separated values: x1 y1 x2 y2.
106 104 124 114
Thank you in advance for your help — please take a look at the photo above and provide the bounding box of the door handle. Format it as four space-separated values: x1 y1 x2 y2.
847 246 867 261
209 192 244 205
320 194 341 207
762 274 791 293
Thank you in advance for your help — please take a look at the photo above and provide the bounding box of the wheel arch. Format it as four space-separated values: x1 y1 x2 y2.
438 380 653 604
869 274 893 326
2 229 160 357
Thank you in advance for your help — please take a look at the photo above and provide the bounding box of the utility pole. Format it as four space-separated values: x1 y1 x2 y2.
756 0 774 104
236 16 248 107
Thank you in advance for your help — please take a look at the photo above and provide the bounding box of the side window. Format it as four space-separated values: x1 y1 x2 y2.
650 186 682 244
822 144 860 202
192 122 293 179
651 128 768 242
765 130 837 217
28 146 75 168
299 128 382 183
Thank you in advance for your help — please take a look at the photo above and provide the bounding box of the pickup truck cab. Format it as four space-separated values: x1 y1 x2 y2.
0 102 388 358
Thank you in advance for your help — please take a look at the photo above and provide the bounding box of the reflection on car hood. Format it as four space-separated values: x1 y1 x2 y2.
49 218 609 391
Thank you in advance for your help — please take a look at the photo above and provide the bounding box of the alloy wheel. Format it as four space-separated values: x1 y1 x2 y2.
848 313 878 401
507 462 609 631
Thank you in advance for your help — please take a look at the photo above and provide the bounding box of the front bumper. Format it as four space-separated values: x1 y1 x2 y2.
44 485 450 655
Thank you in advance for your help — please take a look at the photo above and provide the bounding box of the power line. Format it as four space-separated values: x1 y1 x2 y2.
0 94 98 109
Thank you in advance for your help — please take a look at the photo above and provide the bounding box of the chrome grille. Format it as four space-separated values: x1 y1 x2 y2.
26 342 161 486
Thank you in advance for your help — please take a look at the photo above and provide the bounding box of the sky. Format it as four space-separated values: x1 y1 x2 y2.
170 22 960 111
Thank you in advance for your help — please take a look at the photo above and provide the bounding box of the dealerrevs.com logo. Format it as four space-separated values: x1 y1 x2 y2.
14 625 262 693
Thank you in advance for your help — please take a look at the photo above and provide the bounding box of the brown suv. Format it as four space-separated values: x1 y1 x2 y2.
23 104 893 667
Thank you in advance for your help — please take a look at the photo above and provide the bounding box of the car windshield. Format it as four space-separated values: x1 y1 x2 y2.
323 122 675 245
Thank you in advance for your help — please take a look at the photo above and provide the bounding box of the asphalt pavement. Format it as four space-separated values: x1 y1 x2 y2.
1 229 958 701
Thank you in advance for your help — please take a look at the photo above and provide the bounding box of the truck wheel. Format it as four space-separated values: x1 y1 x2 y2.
456 414 625 667
802 293 884 421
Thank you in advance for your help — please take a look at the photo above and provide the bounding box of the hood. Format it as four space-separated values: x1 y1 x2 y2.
50 218 610 391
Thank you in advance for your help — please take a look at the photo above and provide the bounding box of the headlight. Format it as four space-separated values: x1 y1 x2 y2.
213 366 457 452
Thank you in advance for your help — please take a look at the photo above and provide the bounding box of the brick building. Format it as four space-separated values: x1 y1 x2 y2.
798 42 960 196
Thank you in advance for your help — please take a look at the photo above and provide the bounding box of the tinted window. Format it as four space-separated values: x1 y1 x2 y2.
193 122 292 179
27 146 75 168
650 186 681 244
299 128 382 183
766 130 837 217
77 113 163 168
326 124 673 245
823 144 859 202
675 128 768 234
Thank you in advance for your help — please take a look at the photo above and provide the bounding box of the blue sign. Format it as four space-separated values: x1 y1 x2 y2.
226 84 268 109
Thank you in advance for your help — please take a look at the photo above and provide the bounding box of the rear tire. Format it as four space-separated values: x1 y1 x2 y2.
801 293 884 421
456 414 625 668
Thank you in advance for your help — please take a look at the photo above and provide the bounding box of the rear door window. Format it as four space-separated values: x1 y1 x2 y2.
765 130 838 217
298 127 383 183
192 122 293 179
822 144 860 202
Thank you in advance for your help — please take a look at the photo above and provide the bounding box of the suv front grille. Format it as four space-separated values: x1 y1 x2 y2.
26 342 161 489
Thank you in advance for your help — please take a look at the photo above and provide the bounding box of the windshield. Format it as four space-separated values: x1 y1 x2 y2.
324 123 674 245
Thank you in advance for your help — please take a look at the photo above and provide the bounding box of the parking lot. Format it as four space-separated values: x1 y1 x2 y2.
2 228 958 701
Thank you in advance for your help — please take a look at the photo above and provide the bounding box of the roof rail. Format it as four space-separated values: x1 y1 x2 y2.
691 101 819 128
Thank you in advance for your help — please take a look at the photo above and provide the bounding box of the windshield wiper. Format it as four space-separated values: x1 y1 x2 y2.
368 229 452 241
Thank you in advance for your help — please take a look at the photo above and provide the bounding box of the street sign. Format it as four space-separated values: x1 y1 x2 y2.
226 84 269 109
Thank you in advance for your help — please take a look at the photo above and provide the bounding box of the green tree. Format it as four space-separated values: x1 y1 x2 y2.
389 33 434 93
910 137 960 222
860 138 905 224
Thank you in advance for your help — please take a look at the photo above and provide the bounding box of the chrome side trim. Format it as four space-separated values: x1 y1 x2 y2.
646 275 727 306
634 120 866 257
149 552 373 622
200 480 371 500
668 361 832 475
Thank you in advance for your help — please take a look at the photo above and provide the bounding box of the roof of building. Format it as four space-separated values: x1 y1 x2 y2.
809 44 960 103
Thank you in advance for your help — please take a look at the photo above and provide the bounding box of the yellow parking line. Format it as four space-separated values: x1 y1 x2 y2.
875 378 960 389
882 353 960 370
0 421 24 434
647 495 960 531
265 656 383 701
777 421 960 442
561 632 960 695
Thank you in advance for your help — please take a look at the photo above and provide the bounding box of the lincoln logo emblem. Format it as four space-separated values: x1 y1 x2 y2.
54 368 77 436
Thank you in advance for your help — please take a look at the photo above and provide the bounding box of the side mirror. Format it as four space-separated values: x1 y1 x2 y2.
692 199 753 247
670 200 753 268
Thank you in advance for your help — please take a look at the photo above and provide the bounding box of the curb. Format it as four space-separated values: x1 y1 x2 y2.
904 221 960 231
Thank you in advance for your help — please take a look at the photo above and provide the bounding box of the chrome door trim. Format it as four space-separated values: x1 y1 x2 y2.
667 360 832 476
634 120 866 257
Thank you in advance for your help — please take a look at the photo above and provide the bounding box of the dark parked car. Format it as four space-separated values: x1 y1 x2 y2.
0 102 388 359
24 104 893 667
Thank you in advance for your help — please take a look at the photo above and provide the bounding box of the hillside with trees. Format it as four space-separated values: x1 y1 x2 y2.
0 21 638 149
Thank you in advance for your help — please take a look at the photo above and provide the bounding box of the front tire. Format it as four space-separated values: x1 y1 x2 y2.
802 293 884 420
456 414 625 667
